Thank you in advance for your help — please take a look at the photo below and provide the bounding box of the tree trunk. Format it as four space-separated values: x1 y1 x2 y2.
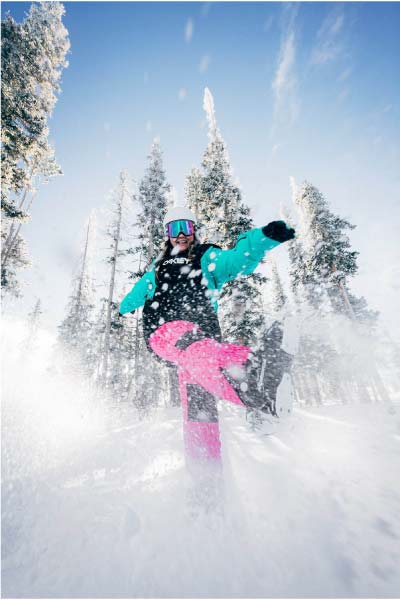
75 216 92 313
102 193 123 385
1 161 37 265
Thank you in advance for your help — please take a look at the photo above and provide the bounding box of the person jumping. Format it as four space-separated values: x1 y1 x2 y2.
119 207 295 460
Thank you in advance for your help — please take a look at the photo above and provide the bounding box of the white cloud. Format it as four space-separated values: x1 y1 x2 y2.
185 18 193 43
199 55 211 73
330 14 344 36
272 30 296 98
271 20 299 128
311 9 345 65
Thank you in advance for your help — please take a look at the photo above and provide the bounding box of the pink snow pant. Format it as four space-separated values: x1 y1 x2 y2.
149 320 251 462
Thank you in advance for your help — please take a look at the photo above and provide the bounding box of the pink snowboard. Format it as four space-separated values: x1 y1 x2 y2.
149 320 250 461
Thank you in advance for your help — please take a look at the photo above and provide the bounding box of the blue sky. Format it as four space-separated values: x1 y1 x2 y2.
3 1 400 337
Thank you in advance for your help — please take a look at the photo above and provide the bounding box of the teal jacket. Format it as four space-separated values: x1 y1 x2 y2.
120 227 281 315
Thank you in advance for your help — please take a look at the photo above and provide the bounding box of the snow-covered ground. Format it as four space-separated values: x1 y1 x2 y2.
2 324 400 598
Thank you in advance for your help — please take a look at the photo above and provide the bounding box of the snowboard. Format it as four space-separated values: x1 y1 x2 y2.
275 372 295 417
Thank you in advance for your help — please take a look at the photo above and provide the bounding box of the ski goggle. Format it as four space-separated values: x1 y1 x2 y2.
166 219 195 238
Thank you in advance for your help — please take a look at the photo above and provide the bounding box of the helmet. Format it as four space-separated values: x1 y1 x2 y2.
163 206 197 227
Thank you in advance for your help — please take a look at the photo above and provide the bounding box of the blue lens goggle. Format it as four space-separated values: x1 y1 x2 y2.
166 219 195 238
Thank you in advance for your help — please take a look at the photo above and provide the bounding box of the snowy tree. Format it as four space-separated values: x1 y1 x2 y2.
293 181 359 316
58 214 96 378
291 180 385 336
1 2 69 295
126 142 171 408
185 87 266 345
1 1 69 205
135 140 171 270
289 180 390 405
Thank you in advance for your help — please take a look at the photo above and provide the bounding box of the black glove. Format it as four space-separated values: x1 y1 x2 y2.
262 221 295 243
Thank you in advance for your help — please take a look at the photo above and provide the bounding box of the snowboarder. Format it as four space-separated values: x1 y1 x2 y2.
258 321 294 416
119 207 295 459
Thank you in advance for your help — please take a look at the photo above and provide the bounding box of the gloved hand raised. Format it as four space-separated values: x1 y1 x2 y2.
262 221 295 243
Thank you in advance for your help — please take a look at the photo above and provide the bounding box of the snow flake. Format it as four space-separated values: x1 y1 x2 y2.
180 265 191 274
240 382 248 392
150 301 159 310
162 283 169 291
158 317 165 325
209 251 216 259
226 365 246 379
208 263 216 272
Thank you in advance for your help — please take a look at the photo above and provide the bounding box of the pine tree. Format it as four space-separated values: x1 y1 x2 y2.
282 191 338 405
185 167 206 239
291 180 386 340
127 141 171 409
290 180 390 404
1 2 69 295
135 140 171 270
186 87 266 345
1 2 69 208
293 181 359 316
58 215 96 378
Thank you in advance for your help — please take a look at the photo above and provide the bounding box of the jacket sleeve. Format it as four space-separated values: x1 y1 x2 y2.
201 227 281 289
119 269 156 314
